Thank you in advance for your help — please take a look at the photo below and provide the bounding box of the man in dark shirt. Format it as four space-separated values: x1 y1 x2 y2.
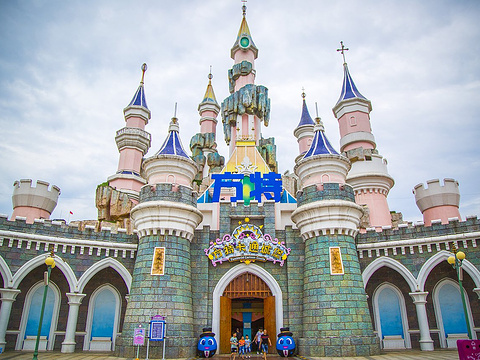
260 329 271 360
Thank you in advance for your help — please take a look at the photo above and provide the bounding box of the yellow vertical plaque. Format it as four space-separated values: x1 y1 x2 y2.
151 247 166 275
329 247 344 275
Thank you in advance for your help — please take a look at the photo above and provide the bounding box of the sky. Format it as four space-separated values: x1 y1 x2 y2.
0 0 479 224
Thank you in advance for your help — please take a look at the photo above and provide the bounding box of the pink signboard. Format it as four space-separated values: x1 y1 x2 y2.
457 340 480 360
133 327 145 346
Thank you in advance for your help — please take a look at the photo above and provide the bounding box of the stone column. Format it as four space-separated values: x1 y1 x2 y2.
409 292 434 351
0 288 21 351
61 293 86 353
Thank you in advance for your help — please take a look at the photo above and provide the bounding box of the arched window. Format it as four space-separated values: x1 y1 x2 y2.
433 279 474 348
17 281 61 351
84 285 121 351
373 283 410 349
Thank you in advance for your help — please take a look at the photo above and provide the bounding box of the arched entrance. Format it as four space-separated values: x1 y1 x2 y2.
212 264 283 354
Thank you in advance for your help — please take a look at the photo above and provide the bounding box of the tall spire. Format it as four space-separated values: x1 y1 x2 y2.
127 63 149 110
231 2 258 59
297 90 315 128
200 69 218 106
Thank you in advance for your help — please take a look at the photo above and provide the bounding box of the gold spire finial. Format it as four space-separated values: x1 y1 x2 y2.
336 41 349 64
301 87 306 99
242 0 247 16
140 63 147 84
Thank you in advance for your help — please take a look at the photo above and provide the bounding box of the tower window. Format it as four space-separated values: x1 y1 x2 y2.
349 116 357 126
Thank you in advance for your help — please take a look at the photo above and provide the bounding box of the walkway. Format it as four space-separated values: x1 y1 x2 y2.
0 350 460 360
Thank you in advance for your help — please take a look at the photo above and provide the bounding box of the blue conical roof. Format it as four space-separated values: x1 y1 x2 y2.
303 120 339 158
297 99 315 128
335 63 367 105
156 118 189 158
128 83 149 110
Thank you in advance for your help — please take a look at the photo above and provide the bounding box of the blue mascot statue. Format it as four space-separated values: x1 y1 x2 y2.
197 327 217 358
276 327 296 357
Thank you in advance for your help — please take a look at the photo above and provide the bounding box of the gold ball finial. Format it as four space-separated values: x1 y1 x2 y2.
456 251 466 260
447 256 456 265
140 63 147 84
301 87 306 99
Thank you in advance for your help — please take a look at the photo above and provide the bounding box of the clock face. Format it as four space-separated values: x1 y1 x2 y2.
240 36 250 48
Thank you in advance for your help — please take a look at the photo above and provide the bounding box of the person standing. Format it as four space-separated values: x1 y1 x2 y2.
260 329 271 360
254 328 263 354
245 334 251 359
230 332 238 360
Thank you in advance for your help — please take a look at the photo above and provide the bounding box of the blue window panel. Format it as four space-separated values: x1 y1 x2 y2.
439 283 468 335
378 287 404 337
91 289 116 339
25 286 55 338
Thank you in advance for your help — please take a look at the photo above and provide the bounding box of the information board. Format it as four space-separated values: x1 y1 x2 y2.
149 320 165 341
133 327 145 346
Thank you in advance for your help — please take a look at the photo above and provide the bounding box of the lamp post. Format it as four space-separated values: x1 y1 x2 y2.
447 244 472 339
32 251 55 360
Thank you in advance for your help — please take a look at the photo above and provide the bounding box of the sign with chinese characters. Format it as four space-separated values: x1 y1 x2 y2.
151 247 165 275
204 222 291 266
211 172 282 205
329 247 344 275
149 319 165 341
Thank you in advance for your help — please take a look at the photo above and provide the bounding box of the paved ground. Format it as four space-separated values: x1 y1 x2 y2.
0 350 460 360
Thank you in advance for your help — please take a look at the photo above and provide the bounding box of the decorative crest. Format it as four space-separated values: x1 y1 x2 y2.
337 41 349 64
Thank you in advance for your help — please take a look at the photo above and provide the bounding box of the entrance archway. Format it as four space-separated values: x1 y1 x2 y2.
212 264 283 354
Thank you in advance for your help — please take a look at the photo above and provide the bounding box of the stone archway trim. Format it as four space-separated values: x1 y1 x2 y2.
212 264 283 344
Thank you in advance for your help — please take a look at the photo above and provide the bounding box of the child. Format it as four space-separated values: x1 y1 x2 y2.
244 334 251 358
230 332 238 360
238 336 246 358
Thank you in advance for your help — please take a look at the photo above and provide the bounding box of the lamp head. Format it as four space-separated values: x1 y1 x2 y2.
45 257 55 268
447 256 456 265
456 251 466 260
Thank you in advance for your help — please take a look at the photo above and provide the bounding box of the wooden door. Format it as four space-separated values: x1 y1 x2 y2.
264 296 276 353
220 296 232 354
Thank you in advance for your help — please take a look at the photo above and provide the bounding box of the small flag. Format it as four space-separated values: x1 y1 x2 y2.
69 211 73 215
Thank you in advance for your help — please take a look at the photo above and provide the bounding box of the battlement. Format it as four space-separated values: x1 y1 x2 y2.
297 183 356 206
357 215 479 253
413 178 460 212
139 183 198 207
0 213 138 243
12 179 61 217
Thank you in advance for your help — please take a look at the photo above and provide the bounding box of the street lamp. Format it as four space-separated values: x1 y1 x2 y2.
32 251 56 360
447 244 472 339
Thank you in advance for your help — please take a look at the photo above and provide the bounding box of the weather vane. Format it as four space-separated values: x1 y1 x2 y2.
337 41 349 64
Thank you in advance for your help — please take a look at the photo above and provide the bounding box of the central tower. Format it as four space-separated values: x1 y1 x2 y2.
221 4 271 157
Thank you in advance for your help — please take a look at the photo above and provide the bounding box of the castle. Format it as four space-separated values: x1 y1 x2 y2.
0 5 478 358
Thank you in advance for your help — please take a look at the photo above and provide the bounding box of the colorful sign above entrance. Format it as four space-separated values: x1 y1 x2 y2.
211 172 282 204
204 222 291 266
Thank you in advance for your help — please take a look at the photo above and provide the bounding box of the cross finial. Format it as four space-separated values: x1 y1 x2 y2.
337 41 349 64
140 63 147 84
242 0 247 16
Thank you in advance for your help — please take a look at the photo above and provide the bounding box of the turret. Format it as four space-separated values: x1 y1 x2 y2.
291 116 379 356
108 63 151 199
221 4 271 156
332 42 394 229
118 111 202 358
413 178 461 226
190 71 224 183
293 91 315 163
11 179 60 223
